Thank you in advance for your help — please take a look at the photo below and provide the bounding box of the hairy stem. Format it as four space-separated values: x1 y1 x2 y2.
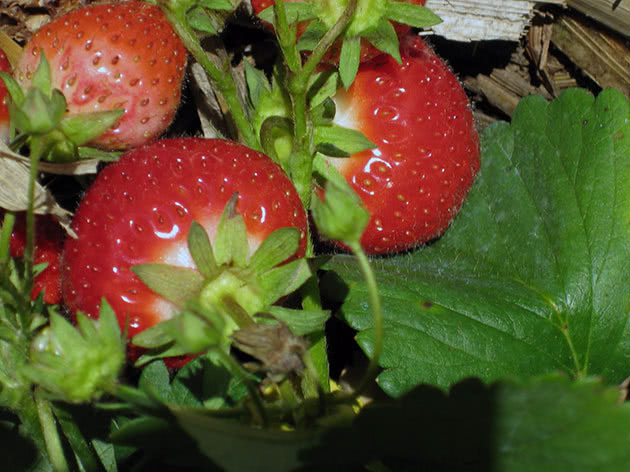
35 393 69 472
159 1 259 150
346 241 383 399
0 211 16 264
286 0 359 210
25 136 43 296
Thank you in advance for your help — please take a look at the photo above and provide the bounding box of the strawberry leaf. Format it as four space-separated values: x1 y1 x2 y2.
339 36 361 90
187 221 219 279
363 19 401 64
171 374 630 471
327 88 630 396
313 124 376 155
385 2 442 28
213 194 249 267
31 51 52 97
131 264 205 307
244 61 271 110
186 6 218 35
59 110 124 147
248 227 300 274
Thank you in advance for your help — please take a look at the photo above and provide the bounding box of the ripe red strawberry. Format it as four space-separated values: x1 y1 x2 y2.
4 212 65 304
15 1 187 151
326 35 480 254
61 138 308 345
252 0 427 64
0 48 10 143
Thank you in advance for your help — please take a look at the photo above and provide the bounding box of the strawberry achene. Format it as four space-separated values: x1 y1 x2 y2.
328 35 480 254
61 138 308 342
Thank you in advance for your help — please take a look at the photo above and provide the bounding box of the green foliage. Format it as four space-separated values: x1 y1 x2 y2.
328 88 630 395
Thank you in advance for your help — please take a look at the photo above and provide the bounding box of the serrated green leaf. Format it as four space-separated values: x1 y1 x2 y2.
313 125 376 156
248 228 300 274
339 36 361 90
186 6 218 35
363 19 401 64
213 194 249 267
131 264 204 307
385 2 442 28
188 221 219 279
328 88 630 395
174 374 630 471
138 360 172 403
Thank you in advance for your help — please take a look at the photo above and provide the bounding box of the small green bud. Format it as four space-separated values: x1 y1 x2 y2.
311 179 370 245
22 302 125 403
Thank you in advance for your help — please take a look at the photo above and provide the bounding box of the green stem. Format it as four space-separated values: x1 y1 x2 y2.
347 241 383 399
302 0 358 79
0 211 16 264
285 0 359 211
159 1 259 150
25 136 43 296
35 392 69 472
273 0 301 73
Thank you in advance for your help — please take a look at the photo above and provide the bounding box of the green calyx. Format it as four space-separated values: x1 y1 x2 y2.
313 0 387 37
131 195 312 360
21 301 125 403
0 51 123 161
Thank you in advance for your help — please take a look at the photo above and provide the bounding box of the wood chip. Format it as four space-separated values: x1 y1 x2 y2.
425 0 566 42
552 11 630 99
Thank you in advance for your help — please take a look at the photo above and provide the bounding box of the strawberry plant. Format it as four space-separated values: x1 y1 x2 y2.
0 0 629 471
0 47 9 143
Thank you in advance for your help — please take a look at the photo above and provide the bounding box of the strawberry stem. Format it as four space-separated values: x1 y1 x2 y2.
159 0 260 150
346 241 383 399
0 210 15 264
24 136 43 295
274 0 301 73
35 391 69 472
284 0 358 210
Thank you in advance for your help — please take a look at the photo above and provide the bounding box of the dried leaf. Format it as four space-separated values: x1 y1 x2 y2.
0 142 74 235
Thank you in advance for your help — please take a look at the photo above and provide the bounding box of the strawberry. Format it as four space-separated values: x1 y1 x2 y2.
61 138 308 353
252 0 430 65
14 1 187 151
4 212 65 304
0 48 10 143
326 35 480 254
